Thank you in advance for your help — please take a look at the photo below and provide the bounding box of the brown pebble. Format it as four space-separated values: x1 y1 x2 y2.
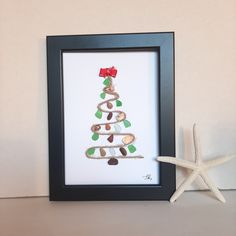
100 148 106 156
108 85 114 92
105 85 114 92
119 147 127 156
107 134 114 143
105 124 111 130
107 102 113 109
108 158 118 165
107 112 113 120
92 125 101 132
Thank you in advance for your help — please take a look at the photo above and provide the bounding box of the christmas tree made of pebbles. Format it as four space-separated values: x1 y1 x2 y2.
85 66 144 165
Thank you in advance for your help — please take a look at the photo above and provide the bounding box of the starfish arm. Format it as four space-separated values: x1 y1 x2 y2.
170 170 199 203
204 154 236 169
200 171 226 203
193 123 202 163
157 156 197 170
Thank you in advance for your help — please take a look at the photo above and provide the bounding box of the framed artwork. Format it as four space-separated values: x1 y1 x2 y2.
47 32 175 200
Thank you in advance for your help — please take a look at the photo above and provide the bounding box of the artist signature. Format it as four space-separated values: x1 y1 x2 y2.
143 174 152 181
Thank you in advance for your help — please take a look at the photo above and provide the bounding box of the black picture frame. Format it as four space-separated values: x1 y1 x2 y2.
47 32 175 201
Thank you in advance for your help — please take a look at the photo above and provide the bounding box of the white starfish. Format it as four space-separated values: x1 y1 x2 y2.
157 124 236 203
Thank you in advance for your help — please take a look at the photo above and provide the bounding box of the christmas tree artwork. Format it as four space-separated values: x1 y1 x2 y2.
85 66 144 165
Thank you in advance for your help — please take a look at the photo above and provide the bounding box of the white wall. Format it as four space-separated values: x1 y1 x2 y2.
0 0 236 197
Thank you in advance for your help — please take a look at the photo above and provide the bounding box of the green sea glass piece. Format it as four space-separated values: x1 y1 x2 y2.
87 148 95 156
95 110 102 119
123 120 131 128
128 144 136 153
100 92 106 99
92 133 99 141
116 100 122 107
103 78 110 86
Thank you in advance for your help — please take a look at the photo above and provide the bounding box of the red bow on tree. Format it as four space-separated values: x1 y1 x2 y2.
99 66 117 78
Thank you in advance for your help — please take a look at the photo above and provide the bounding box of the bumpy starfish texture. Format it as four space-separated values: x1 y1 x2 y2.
157 124 236 203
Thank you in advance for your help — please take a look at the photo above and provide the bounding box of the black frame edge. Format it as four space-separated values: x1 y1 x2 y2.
47 32 175 201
